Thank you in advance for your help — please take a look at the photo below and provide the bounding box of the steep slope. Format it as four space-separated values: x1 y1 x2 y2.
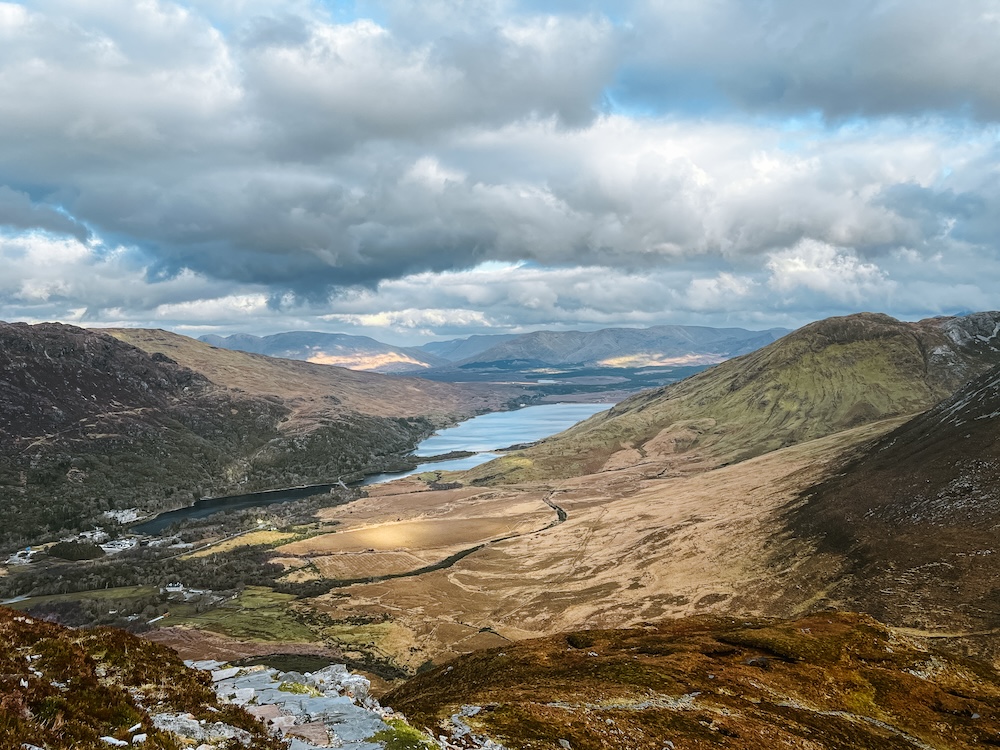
787 359 1000 639
199 331 446 373
0 322 284 547
386 611 1000 750
0 324 519 549
468 312 1000 483
0 606 283 749
109 328 515 424
455 324 789 367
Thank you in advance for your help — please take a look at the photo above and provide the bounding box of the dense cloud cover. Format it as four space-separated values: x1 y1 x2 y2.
0 0 998 341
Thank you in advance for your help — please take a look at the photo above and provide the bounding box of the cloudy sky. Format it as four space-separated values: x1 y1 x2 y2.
1 0 998 344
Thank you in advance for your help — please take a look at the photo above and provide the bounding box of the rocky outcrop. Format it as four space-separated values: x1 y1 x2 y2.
0 605 284 749
188 659 439 750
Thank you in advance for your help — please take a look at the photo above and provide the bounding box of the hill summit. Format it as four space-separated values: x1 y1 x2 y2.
466 312 1000 483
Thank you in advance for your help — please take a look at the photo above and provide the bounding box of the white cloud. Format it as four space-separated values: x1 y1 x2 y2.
0 1 999 339
686 273 757 311
766 240 895 303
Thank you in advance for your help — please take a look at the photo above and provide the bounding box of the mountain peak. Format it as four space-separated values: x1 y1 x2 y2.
464 311 1000 484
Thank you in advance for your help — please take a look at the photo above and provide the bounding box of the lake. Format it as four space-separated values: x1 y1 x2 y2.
362 402 609 484
132 402 610 534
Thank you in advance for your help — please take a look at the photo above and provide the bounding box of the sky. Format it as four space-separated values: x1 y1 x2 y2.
1 0 999 345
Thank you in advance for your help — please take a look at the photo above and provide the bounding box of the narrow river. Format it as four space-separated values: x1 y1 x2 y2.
131 402 609 535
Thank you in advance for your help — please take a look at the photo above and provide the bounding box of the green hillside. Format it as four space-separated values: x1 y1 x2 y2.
465 312 1000 483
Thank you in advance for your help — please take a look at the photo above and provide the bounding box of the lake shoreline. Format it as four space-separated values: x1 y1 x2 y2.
131 402 612 535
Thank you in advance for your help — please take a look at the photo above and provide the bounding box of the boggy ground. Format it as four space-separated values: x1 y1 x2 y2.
386 611 1000 750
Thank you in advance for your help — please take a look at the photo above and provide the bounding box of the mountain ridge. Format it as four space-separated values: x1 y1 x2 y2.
462 311 1000 483
785 356 1000 642
197 324 791 374
449 324 790 368
0 323 519 549
417 333 521 361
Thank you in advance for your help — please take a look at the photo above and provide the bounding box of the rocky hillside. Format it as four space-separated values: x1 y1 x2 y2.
467 312 1000 482
786 359 1000 640
0 606 434 749
0 605 284 749
386 611 1000 750
0 323 518 550
199 331 447 373
450 324 789 368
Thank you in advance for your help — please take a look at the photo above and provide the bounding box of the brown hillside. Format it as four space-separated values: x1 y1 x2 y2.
106 327 519 426
0 323 517 549
386 611 1000 750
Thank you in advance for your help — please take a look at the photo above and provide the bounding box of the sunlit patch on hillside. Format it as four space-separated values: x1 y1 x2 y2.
306 351 433 371
597 353 727 368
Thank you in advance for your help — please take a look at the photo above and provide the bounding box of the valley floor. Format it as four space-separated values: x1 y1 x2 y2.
266 417 931 672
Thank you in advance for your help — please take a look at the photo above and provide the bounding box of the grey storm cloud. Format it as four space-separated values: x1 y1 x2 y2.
0 0 998 332
0 187 90 241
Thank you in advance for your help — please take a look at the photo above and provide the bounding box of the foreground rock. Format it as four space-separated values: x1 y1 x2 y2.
188 659 407 749
0 605 437 749
0 606 284 749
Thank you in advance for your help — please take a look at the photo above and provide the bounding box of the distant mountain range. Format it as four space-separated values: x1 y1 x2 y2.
417 333 521 362
201 324 791 373
200 331 447 373
446 325 790 368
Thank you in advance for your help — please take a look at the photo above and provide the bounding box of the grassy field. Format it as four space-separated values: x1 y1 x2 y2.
183 530 297 559
312 551 435 579
168 586 315 642
280 518 535 555
4 585 158 610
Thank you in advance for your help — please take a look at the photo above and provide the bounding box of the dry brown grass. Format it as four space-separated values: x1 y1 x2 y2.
298 418 908 670
281 518 543 555
385 611 1000 750
274 485 555 585
312 551 441 579
105 328 520 424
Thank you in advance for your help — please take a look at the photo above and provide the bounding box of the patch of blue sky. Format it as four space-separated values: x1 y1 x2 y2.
317 0 388 26
469 259 528 273
512 0 632 25
606 70 736 119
